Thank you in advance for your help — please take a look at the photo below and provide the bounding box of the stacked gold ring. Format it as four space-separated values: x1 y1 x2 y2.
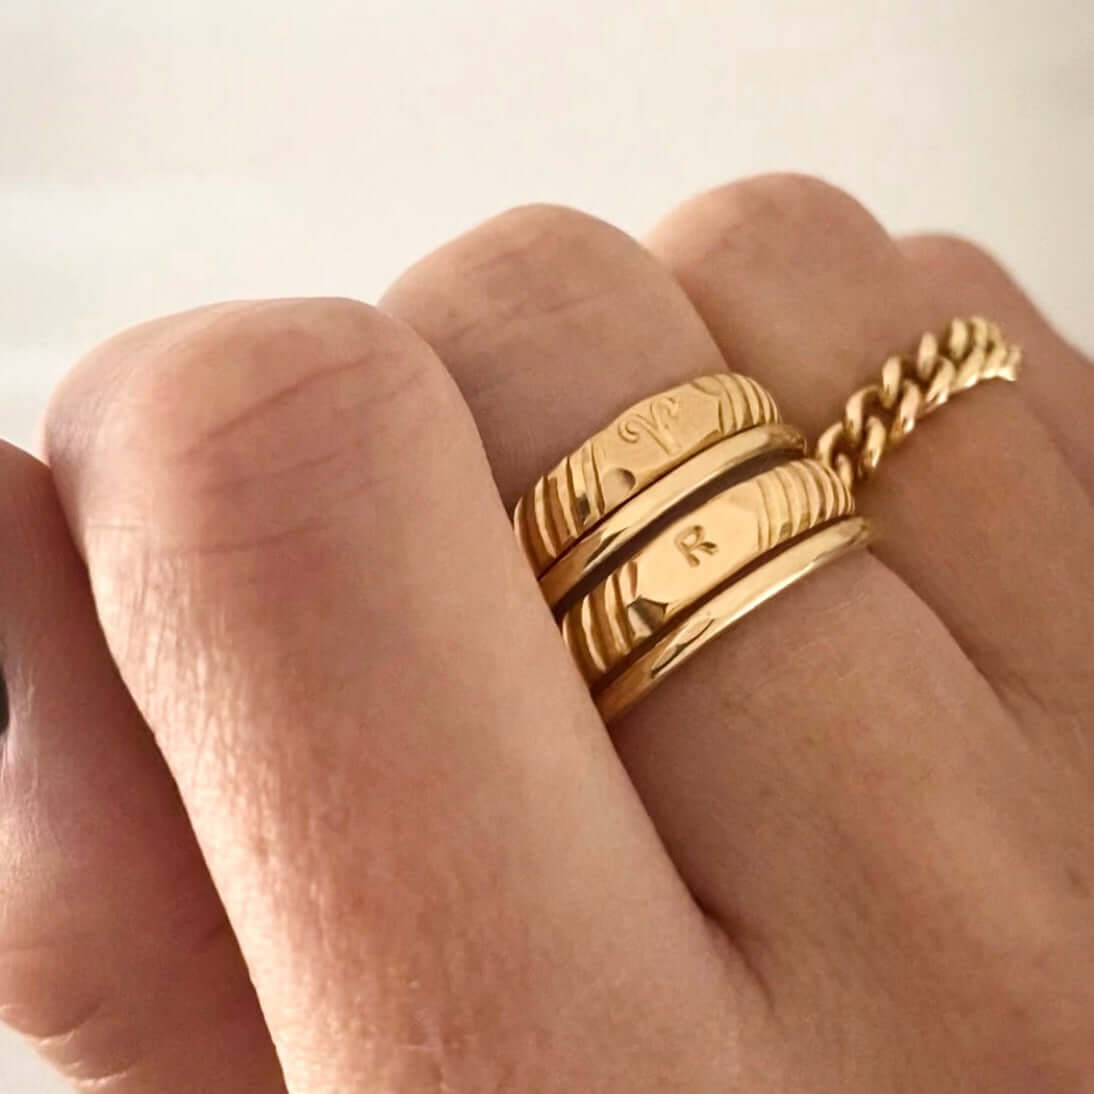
512 318 1021 721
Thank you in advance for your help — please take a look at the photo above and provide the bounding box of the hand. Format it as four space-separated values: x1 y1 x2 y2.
2 175 1092 1093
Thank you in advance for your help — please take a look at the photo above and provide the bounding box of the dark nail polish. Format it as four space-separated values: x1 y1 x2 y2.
0 669 8 734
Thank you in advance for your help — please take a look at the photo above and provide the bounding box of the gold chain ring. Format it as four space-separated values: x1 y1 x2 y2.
815 316 1021 490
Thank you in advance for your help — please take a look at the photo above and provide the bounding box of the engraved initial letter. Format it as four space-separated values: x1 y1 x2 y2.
675 525 718 567
619 395 681 454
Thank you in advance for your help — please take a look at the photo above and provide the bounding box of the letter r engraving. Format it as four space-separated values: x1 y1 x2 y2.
675 525 718 567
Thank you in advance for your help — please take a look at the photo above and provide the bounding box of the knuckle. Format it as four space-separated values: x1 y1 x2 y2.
387 202 634 341
666 172 891 263
481 201 617 257
723 172 882 234
56 296 459 553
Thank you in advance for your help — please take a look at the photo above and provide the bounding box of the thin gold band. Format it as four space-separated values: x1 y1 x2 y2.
560 458 855 684
595 517 873 722
539 422 806 609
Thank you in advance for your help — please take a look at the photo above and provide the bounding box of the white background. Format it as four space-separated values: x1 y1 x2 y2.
1 1 1091 1089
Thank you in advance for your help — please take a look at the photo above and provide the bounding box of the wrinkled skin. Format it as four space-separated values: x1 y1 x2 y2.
1 176 1092 1093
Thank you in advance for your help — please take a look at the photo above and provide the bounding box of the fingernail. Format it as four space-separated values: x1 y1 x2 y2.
0 668 8 733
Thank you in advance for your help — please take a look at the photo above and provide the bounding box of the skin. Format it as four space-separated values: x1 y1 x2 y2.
0 174 1091 1092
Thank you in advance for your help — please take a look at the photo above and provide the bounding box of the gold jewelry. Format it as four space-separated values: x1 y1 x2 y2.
560 458 855 684
816 316 1021 489
512 316 1019 722
539 423 806 609
514 373 780 575
595 518 872 722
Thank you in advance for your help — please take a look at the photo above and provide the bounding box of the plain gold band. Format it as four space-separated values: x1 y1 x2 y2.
561 458 856 684
594 517 873 722
539 422 806 609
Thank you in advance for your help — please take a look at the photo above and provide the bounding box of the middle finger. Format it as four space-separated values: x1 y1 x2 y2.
381 200 1093 1087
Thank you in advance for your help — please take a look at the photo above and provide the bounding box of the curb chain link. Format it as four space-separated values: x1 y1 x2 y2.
816 316 1022 491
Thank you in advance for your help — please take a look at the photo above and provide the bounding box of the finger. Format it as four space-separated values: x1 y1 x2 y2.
899 232 1094 496
649 174 1094 746
0 439 284 1092
384 201 1094 1086
44 299 747 1093
384 204 730 505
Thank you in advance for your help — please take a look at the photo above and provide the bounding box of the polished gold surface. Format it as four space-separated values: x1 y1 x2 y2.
513 373 780 575
816 316 1021 490
560 458 855 684
538 422 806 609
595 517 873 722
